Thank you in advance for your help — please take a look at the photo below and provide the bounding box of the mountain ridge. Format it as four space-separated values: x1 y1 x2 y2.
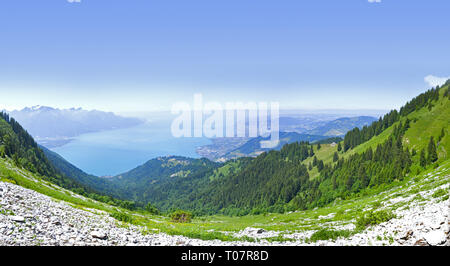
7 106 143 148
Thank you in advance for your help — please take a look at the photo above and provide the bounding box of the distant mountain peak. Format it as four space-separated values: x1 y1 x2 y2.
21 105 56 112
9 106 144 148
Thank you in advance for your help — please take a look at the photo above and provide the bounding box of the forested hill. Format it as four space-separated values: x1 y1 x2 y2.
108 156 221 205
0 112 67 186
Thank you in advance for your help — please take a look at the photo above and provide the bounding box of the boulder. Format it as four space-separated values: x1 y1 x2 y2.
423 231 446 246
90 231 108 240
256 228 266 234
10 216 25 223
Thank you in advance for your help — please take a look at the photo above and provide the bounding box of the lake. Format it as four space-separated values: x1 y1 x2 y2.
51 118 211 176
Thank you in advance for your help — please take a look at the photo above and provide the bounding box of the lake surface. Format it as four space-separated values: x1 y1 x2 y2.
51 118 211 176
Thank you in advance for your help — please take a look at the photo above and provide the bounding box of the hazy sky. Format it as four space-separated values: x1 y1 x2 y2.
1 0 449 113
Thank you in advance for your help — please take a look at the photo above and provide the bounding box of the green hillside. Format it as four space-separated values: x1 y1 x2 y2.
109 156 220 210
314 83 449 168
0 112 76 188
308 83 449 164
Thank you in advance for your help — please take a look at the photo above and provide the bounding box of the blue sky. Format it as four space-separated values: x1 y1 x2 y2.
1 0 449 113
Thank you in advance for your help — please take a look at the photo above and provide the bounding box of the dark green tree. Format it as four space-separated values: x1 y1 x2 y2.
313 156 318 166
333 152 339 162
420 149 427 167
146 202 160 215
317 160 324 171
427 136 438 163
438 128 445 142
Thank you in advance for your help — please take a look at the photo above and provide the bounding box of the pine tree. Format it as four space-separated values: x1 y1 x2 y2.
317 160 324 171
359 166 368 188
333 152 339 162
309 146 314 157
420 149 427 167
337 142 342 152
346 176 354 190
427 136 438 163
438 128 445 142
317 143 321 150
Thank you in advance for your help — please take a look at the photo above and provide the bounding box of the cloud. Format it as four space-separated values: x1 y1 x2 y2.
424 75 450 87
368 0 381 3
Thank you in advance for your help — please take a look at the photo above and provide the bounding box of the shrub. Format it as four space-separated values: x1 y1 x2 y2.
170 210 192 223
145 203 160 215
309 228 352 242
356 209 395 230
0 145 5 157
432 188 448 198
110 211 133 223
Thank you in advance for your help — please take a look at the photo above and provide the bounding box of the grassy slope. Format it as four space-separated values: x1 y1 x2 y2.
0 157 115 213
348 84 449 160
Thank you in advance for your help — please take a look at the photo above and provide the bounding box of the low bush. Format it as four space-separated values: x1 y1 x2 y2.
309 228 352 242
170 210 192 223
110 211 134 223
432 188 448 198
145 203 160 215
356 209 395 230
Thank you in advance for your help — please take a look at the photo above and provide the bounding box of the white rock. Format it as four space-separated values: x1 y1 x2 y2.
10 216 25 223
423 231 446 246
90 231 108 240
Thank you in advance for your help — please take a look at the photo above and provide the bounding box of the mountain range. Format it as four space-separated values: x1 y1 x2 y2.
196 116 377 161
304 116 377 136
7 106 143 148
